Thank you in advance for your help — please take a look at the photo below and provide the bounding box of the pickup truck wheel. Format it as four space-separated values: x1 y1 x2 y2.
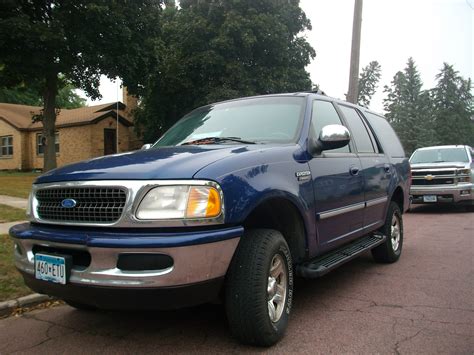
371 201 403 263
225 229 293 346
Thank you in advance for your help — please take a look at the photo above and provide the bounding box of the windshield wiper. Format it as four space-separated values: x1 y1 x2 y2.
181 136 256 145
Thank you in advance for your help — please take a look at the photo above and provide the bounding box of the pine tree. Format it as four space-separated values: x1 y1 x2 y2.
383 58 435 154
357 61 381 108
432 63 473 147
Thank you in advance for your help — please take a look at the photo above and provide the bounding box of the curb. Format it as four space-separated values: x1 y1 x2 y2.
0 294 53 317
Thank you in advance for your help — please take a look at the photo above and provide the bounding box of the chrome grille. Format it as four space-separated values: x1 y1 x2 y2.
36 187 127 223
412 178 454 186
412 170 455 177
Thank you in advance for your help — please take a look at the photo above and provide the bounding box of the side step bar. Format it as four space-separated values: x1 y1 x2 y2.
296 233 386 278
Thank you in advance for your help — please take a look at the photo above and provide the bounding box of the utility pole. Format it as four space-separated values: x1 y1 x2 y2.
347 0 363 104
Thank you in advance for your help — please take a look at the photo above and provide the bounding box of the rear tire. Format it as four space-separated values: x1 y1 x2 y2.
372 201 403 263
225 229 293 346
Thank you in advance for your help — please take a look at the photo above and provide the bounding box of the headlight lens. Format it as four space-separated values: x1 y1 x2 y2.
457 168 470 175
136 185 222 220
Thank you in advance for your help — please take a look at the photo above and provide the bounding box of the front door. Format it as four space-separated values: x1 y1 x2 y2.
104 128 117 155
308 100 365 254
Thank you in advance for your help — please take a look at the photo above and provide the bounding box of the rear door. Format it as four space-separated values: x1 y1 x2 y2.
307 100 365 253
336 104 390 230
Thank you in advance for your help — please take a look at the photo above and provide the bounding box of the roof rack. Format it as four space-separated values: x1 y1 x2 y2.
304 89 326 96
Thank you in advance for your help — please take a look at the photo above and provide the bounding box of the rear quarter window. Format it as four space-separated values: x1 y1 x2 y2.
363 112 405 158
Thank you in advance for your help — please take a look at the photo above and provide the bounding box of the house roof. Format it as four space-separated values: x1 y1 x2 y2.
0 102 132 131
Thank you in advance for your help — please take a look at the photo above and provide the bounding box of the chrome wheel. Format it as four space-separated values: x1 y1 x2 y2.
267 254 287 323
391 214 401 251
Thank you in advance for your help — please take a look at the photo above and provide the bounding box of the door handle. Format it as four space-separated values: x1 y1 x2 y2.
384 164 391 174
350 166 360 176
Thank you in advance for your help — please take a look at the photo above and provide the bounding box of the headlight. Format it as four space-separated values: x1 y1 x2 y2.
457 168 470 175
136 185 222 220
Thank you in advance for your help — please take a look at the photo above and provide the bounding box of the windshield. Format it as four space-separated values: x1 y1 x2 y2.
153 96 305 147
410 147 469 164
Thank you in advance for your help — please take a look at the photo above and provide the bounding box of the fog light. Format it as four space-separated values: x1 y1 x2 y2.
460 190 471 195
14 243 23 256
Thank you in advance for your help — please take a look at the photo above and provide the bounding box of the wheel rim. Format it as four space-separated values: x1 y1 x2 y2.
267 254 287 323
391 214 401 251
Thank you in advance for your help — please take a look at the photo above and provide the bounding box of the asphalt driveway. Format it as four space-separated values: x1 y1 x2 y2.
0 205 472 354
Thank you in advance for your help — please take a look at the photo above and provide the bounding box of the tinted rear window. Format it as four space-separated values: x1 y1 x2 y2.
363 112 405 158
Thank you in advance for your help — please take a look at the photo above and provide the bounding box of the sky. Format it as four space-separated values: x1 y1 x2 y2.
85 0 473 113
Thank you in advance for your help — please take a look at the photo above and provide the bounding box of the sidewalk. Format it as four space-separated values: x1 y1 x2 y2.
0 221 27 234
0 195 28 209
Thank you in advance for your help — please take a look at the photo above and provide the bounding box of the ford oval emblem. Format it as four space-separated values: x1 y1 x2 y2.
61 199 77 208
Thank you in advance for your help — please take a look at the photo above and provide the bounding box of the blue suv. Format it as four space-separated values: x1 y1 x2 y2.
10 93 410 346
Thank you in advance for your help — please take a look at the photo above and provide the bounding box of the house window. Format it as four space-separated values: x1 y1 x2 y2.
0 136 13 157
37 132 59 155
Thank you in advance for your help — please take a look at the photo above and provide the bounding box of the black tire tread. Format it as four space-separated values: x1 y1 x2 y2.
225 228 291 346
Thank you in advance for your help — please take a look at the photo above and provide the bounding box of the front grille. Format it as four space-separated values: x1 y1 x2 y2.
412 170 455 177
412 178 455 186
36 187 127 223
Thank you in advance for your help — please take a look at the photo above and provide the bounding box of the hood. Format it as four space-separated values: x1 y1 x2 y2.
35 145 259 184
410 162 469 170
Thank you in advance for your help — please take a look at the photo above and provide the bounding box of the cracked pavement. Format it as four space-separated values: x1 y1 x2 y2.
0 205 472 354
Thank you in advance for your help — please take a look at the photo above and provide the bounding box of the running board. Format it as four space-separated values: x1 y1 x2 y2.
296 233 387 278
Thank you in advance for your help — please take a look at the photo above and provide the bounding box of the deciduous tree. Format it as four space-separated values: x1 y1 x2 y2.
135 0 315 142
0 0 163 171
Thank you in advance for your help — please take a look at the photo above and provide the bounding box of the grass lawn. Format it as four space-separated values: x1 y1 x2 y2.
0 234 31 302
0 172 39 199
0 204 27 223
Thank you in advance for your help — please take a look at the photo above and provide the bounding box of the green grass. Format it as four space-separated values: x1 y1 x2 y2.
0 172 39 199
0 234 31 302
0 204 27 223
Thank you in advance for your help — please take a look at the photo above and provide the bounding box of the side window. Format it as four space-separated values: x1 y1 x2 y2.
311 100 350 153
338 105 375 153
364 112 405 158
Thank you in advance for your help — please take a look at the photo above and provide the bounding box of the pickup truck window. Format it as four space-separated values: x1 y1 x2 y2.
154 97 305 147
338 105 375 153
311 100 350 153
410 147 469 163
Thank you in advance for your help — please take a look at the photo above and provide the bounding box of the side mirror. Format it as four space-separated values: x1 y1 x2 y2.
309 124 350 155
141 143 152 150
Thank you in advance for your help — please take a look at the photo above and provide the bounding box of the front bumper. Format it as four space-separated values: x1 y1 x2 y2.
10 223 242 307
410 183 473 205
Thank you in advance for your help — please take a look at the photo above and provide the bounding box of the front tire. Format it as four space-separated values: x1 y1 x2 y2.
371 201 403 263
225 229 293 346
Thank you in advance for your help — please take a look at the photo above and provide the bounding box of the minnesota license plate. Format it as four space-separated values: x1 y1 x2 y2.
423 195 437 203
34 253 70 285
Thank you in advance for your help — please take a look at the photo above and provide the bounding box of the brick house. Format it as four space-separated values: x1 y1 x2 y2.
0 96 142 171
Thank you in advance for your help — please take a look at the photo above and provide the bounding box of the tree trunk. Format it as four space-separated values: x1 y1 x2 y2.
42 74 58 172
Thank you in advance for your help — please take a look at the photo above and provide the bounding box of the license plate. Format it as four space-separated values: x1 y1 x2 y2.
35 253 70 285
423 195 437 203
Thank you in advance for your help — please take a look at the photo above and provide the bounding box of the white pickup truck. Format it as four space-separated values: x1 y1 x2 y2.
409 145 473 211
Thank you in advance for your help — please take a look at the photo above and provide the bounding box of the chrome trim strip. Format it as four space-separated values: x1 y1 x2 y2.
318 196 388 220
13 237 240 288
366 196 388 208
318 202 365 220
29 180 225 228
